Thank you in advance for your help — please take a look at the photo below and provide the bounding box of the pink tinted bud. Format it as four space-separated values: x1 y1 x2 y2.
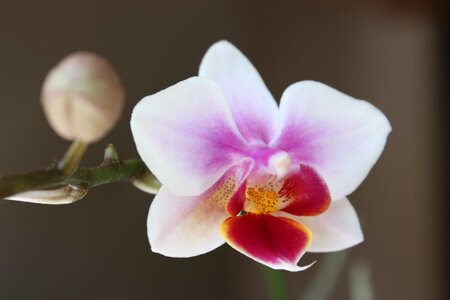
41 52 125 143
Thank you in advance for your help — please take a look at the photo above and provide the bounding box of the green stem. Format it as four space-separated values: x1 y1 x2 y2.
0 159 147 199
57 140 88 176
64 159 147 187
302 251 349 300
261 266 289 300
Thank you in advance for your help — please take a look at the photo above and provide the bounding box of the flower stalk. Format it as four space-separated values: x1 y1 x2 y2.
260 266 289 300
0 146 150 201
57 140 88 177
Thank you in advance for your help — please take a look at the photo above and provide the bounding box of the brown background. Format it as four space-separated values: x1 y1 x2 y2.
0 1 446 299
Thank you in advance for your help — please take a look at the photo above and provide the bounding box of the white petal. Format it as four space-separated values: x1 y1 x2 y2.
131 77 250 196
289 198 364 252
271 81 391 200
147 166 245 257
199 40 279 144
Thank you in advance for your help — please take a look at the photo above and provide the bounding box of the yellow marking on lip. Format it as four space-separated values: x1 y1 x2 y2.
246 187 278 214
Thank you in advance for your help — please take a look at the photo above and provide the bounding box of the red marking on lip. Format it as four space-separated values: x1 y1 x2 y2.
221 213 311 266
280 163 331 216
226 182 246 216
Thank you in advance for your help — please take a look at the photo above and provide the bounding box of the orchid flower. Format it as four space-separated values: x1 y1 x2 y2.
130 41 391 271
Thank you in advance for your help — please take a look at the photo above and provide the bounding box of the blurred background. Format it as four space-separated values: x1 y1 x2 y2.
0 1 447 299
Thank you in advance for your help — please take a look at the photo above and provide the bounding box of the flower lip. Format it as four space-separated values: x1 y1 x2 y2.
239 162 331 217
220 212 314 271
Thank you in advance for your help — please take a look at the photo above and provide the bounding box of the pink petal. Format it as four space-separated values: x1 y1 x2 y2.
279 163 331 216
131 77 250 196
221 213 313 271
286 197 363 252
270 81 391 200
199 40 279 144
148 167 245 257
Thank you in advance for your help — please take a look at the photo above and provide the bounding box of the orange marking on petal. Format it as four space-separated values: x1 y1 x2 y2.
209 174 237 207
246 187 278 214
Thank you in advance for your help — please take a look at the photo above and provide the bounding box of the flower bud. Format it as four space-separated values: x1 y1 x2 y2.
41 52 125 143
